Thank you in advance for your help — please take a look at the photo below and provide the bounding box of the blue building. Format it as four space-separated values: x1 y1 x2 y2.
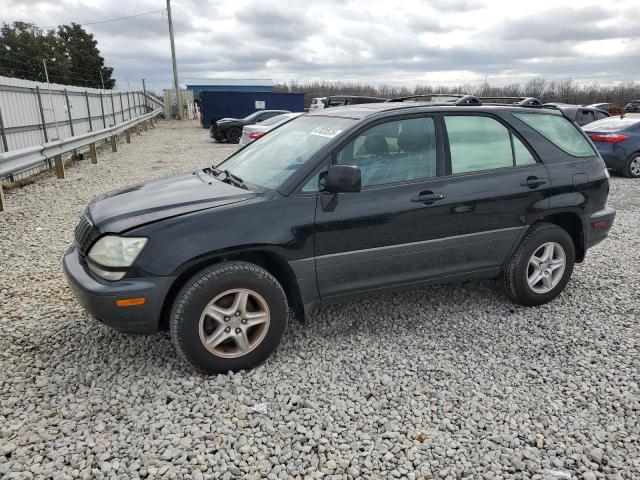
185 78 274 99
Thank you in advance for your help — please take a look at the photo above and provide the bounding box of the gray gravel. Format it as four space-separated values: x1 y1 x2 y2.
1 119 638 479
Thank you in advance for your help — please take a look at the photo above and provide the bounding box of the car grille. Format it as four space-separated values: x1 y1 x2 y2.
74 212 98 256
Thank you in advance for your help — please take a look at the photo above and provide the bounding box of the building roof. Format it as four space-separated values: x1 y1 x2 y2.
184 78 273 87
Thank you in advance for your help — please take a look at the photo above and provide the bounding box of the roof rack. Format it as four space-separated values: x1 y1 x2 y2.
455 95 482 105
386 94 557 110
478 96 544 107
387 93 468 103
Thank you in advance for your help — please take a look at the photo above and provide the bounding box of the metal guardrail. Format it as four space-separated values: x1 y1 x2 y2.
0 108 162 212
0 108 161 178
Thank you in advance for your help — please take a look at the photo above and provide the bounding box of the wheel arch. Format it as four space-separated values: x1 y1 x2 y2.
536 211 585 262
158 249 306 331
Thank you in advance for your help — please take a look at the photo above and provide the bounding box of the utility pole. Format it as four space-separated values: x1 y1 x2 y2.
166 0 181 119
99 70 105 90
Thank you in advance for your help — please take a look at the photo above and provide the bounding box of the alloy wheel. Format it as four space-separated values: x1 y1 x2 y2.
630 156 640 177
526 242 567 294
198 288 270 358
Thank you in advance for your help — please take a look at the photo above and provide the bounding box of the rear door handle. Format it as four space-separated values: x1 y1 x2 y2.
520 177 548 188
411 192 445 204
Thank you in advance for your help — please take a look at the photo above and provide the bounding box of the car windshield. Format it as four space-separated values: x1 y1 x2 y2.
219 115 356 190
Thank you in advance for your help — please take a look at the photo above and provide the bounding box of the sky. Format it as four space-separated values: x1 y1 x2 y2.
2 0 639 92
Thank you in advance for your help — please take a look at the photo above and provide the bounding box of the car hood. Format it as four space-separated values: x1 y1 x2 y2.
88 170 256 233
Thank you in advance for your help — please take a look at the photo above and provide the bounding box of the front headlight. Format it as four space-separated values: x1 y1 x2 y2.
88 235 148 267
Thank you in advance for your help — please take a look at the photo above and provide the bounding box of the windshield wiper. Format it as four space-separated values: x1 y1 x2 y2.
209 167 248 190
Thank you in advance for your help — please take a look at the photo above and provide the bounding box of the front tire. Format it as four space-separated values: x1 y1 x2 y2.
226 127 242 144
170 262 288 374
503 223 575 306
623 154 640 178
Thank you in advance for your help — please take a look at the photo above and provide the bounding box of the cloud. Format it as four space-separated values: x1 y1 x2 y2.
500 6 637 43
1 0 638 91
234 4 320 42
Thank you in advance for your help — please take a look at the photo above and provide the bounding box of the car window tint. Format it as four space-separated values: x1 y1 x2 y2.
444 116 513 174
336 117 437 187
513 113 596 157
301 171 322 192
513 136 536 165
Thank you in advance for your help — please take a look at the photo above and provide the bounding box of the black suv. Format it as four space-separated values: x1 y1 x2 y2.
210 110 290 143
64 96 615 373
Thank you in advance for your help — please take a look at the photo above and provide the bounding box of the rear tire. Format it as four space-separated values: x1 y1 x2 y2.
170 261 288 374
623 154 640 178
226 127 242 144
503 223 575 306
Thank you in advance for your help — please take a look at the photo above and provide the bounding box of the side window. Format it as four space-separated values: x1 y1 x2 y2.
595 111 608 120
336 117 437 187
513 136 536 165
444 116 514 174
513 113 596 157
302 171 322 192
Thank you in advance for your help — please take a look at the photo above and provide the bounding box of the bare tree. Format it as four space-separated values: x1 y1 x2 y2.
274 78 640 107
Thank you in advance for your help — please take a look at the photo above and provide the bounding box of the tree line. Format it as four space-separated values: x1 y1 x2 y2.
275 79 640 107
0 22 115 89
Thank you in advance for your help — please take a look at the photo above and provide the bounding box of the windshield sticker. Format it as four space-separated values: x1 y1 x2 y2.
310 127 342 138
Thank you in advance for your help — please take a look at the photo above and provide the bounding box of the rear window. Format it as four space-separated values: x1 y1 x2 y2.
513 113 596 157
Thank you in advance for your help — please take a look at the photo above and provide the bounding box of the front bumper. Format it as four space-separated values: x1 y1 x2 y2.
63 245 174 334
209 125 225 141
586 206 616 249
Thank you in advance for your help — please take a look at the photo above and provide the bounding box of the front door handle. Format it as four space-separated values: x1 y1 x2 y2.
411 192 445 204
520 177 548 188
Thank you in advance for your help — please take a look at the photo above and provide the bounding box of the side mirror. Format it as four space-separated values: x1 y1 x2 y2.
323 165 361 193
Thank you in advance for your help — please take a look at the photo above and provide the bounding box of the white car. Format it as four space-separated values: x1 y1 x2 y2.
239 112 304 146
309 97 327 111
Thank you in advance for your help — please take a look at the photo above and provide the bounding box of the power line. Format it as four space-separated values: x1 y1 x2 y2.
40 9 166 30
0 58 107 87
0 52 108 78
0 55 42 68
0 65 44 77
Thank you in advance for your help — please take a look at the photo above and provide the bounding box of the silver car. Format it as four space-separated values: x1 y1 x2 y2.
239 112 304 146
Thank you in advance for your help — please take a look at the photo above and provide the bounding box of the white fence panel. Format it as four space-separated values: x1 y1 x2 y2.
0 75 161 154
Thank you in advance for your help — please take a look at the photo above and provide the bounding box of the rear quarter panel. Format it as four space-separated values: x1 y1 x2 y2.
502 110 610 239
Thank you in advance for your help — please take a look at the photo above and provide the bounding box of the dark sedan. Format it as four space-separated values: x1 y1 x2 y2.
210 110 290 143
583 116 640 178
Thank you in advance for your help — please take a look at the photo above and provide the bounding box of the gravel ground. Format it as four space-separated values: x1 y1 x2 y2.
0 119 638 480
